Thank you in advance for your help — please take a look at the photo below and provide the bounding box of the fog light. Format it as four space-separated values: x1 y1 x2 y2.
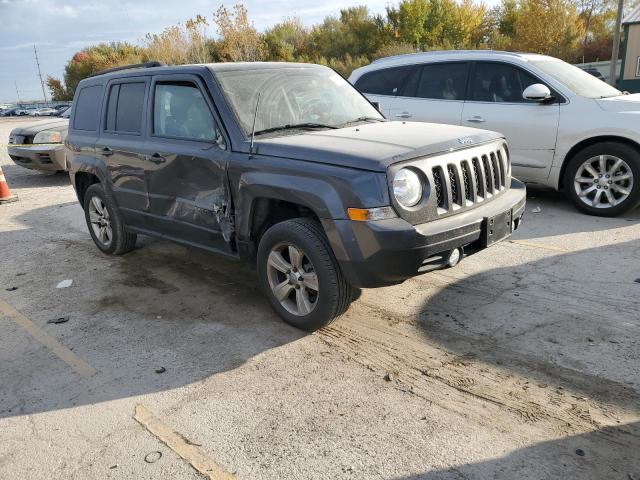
447 248 461 267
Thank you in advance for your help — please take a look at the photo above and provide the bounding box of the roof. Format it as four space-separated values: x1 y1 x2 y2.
623 4 640 24
83 61 326 82
207 62 324 72
370 50 553 66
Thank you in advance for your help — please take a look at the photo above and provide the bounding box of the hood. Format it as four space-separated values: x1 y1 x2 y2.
254 121 502 172
11 118 69 135
597 93 640 112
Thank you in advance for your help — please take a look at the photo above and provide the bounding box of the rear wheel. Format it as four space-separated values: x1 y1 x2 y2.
83 183 137 255
564 142 640 216
257 218 354 331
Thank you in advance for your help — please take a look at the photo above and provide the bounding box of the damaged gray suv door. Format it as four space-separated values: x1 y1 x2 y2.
66 62 526 331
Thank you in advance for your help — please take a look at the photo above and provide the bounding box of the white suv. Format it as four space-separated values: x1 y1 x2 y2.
349 51 640 216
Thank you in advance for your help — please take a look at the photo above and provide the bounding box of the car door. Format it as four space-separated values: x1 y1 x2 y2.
141 74 232 254
96 77 150 225
352 65 416 117
388 61 469 126
461 61 561 182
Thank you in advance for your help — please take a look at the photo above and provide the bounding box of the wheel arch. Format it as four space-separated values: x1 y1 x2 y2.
559 135 640 190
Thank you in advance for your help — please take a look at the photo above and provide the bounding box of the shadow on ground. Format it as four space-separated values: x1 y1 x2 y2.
0 201 306 420
394 421 640 479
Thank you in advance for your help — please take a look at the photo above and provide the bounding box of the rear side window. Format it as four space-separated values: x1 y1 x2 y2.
354 66 415 96
153 82 216 142
414 62 469 100
105 82 146 134
73 85 103 131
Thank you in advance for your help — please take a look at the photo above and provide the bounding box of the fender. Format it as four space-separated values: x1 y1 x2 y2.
235 170 347 242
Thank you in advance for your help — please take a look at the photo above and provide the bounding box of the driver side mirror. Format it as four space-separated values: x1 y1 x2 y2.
522 84 552 102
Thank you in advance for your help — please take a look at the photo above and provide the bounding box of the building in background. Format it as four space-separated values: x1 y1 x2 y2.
619 4 640 93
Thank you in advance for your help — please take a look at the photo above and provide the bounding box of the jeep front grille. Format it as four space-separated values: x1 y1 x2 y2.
429 142 509 215
432 167 445 209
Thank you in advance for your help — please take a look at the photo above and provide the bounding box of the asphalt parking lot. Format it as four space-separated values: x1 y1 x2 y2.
0 116 639 480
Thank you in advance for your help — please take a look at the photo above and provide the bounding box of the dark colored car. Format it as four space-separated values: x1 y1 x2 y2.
66 62 526 330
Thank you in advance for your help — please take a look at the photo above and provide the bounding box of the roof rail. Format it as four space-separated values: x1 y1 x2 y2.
372 50 525 64
88 61 166 78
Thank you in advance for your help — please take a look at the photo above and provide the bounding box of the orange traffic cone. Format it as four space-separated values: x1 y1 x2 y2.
0 165 18 204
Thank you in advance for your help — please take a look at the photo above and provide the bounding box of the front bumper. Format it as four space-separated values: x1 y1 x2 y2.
324 179 526 288
8 145 66 172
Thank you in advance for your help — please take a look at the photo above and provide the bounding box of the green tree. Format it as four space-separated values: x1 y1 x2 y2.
264 17 309 61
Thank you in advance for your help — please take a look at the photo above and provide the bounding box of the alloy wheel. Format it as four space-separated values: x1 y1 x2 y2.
266 243 319 316
573 155 634 209
88 196 113 247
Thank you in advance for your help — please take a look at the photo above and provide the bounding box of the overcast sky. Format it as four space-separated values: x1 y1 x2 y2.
0 0 403 103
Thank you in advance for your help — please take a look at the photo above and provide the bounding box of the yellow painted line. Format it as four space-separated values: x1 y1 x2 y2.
134 404 237 480
5 143 61 147
508 239 570 253
0 299 97 378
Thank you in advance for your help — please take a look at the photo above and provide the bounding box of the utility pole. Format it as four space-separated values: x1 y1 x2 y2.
609 0 625 87
33 45 48 103
14 82 21 104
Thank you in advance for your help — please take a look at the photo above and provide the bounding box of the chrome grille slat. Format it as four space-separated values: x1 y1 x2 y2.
428 142 510 216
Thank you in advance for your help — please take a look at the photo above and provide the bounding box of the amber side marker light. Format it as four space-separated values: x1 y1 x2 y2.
347 206 397 221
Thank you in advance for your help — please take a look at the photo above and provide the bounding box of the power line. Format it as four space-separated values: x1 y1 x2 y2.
33 45 48 103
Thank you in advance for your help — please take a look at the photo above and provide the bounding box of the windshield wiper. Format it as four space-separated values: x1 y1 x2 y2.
338 116 385 127
254 123 338 136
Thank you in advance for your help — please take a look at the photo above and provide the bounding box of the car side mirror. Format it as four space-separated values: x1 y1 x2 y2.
522 84 552 102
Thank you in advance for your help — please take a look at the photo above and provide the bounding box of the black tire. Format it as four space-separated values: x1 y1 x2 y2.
257 218 354 331
83 183 137 255
564 142 640 217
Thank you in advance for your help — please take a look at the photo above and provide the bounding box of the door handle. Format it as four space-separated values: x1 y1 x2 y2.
466 116 485 123
147 153 166 164
395 112 412 119
101 147 113 156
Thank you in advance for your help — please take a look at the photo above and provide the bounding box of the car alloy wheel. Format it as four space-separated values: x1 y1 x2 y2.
88 195 113 247
573 155 634 209
266 242 319 316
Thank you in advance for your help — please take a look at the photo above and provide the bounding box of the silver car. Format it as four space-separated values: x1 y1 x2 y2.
7 108 70 172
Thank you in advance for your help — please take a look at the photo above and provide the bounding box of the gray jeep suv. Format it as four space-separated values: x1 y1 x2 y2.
66 61 526 331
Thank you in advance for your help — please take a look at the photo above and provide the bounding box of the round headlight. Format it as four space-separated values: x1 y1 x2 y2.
393 168 422 207
33 131 62 144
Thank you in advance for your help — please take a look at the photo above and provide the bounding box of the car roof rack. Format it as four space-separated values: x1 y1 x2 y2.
88 61 166 78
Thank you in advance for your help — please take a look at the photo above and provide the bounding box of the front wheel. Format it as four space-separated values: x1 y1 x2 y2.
257 218 354 331
564 142 640 217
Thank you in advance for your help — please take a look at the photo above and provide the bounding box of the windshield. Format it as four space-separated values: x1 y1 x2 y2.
529 59 622 98
215 66 383 136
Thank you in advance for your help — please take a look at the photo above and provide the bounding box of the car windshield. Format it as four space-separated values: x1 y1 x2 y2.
529 59 622 98
214 67 383 136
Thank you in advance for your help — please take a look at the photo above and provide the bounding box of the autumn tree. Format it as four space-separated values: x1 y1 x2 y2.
213 4 266 61
46 77 70 101
511 0 585 60
47 42 144 100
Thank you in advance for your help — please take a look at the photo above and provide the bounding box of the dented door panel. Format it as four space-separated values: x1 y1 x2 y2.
141 142 233 254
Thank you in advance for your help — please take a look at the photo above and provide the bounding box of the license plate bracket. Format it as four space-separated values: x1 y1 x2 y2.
483 208 513 247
